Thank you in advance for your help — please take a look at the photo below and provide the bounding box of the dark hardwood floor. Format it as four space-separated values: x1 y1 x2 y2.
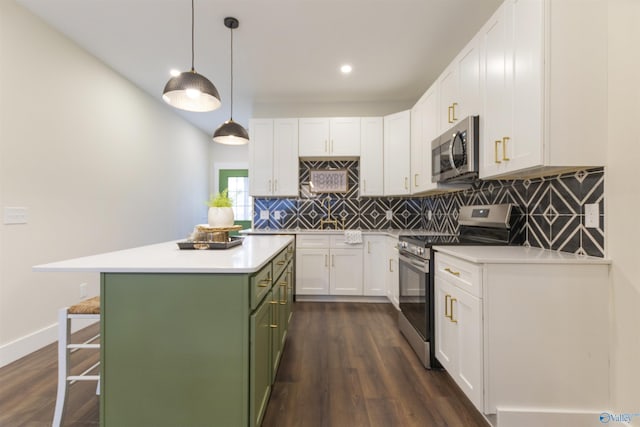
262 302 488 427
0 324 100 427
0 302 488 427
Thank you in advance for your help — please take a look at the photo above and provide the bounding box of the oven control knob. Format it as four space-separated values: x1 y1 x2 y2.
417 247 424 256
400 242 408 249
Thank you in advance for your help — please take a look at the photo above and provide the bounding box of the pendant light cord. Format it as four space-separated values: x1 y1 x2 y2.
190 0 195 72
230 24 234 120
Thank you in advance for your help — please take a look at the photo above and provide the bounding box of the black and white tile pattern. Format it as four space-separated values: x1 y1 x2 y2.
253 162 605 258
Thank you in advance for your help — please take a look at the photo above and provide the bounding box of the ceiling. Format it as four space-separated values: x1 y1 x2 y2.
17 0 502 136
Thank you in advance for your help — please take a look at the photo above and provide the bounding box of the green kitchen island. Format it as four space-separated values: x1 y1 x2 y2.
34 235 295 427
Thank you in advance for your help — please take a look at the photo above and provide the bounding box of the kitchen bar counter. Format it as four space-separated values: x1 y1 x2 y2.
433 245 610 264
34 235 295 427
33 235 294 274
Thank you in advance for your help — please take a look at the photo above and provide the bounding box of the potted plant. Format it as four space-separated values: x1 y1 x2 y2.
206 189 235 227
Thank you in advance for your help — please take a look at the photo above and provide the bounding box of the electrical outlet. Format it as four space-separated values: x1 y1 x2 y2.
274 211 281 220
585 203 599 228
79 283 87 298
386 210 393 221
260 209 269 220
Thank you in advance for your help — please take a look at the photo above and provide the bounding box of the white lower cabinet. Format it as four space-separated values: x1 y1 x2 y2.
386 236 399 309
295 235 363 296
295 248 330 295
363 236 387 296
434 254 483 411
434 250 610 422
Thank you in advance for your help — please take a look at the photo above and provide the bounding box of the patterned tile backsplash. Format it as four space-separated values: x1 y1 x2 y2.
253 160 605 257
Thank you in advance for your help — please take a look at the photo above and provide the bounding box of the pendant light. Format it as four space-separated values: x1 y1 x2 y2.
162 0 221 112
213 17 249 145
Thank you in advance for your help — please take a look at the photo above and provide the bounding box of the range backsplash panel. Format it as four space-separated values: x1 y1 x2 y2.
253 161 604 257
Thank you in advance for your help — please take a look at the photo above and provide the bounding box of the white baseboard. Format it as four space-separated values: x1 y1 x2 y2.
0 318 98 368
295 295 389 303
496 407 638 427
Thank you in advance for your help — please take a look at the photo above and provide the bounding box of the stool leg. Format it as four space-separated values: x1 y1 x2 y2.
52 308 70 427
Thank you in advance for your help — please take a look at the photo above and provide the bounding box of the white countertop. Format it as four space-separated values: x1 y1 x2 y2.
241 228 451 238
433 245 610 264
33 235 295 274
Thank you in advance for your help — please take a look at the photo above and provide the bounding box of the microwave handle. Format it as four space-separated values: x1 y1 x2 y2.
448 131 460 174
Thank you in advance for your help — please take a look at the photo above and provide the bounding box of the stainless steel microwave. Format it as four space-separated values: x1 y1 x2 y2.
431 115 479 183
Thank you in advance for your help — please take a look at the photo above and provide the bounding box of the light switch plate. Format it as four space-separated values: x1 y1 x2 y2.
260 209 270 220
386 210 393 221
585 203 599 228
4 207 28 224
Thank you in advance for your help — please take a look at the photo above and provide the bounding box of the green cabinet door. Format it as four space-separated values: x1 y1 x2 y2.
250 289 272 427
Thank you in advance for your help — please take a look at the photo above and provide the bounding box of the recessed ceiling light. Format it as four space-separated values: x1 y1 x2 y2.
340 64 352 74
169 69 181 77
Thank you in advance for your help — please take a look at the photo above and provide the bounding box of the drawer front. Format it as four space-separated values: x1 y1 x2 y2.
434 252 482 298
273 247 289 281
250 262 273 310
330 235 364 249
296 235 330 248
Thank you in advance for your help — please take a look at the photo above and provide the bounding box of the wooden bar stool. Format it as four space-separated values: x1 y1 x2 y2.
52 296 100 427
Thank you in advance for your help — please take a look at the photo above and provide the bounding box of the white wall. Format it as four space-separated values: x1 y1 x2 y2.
0 0 211 365
607 1 640 423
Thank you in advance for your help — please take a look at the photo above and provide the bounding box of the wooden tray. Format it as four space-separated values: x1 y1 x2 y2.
177 236 244 250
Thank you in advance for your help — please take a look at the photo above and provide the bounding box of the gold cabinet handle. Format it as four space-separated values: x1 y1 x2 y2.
450 298 458 323
325 254 328 267
268 179 272 192
389 259 394 272
414 173 419 187
331 254 335 267
447 105 453 123
331 139 334 153
279 281 287 304
445 294 452 319
367 241 371 254
445 267 460 276
451 102 458 121
258 271 272 287
277 260 286 266
404 177 409 190
502 136 510 161
494 140 502 164
325 139 328 153
274 179 278 192
363 179 367 193
269 300 278 328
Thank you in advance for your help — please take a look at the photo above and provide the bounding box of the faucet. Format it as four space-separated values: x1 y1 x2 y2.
320 196 345 230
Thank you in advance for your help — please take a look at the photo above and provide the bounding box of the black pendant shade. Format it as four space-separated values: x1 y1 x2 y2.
163 70 221 112
213 17 249 145
162 0 221 112
213 119 250 145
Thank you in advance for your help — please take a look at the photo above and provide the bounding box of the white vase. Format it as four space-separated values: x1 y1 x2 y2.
208 207 235 227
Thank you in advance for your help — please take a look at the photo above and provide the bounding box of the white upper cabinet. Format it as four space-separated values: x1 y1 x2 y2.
298 117 360 157
438 37 481 133
411 86 438 194
249 118 299 197
383 110 411 196
480 0 607 179
359 117 384 196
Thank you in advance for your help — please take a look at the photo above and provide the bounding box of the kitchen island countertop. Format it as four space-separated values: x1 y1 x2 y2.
33 235 294 274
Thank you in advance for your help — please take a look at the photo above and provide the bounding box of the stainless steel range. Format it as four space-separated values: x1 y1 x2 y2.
397 203 522 368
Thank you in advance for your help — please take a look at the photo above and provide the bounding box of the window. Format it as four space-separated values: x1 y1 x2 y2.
219 169 251 231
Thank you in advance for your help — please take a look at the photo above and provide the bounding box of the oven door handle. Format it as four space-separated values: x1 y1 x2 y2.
399 253 429 273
